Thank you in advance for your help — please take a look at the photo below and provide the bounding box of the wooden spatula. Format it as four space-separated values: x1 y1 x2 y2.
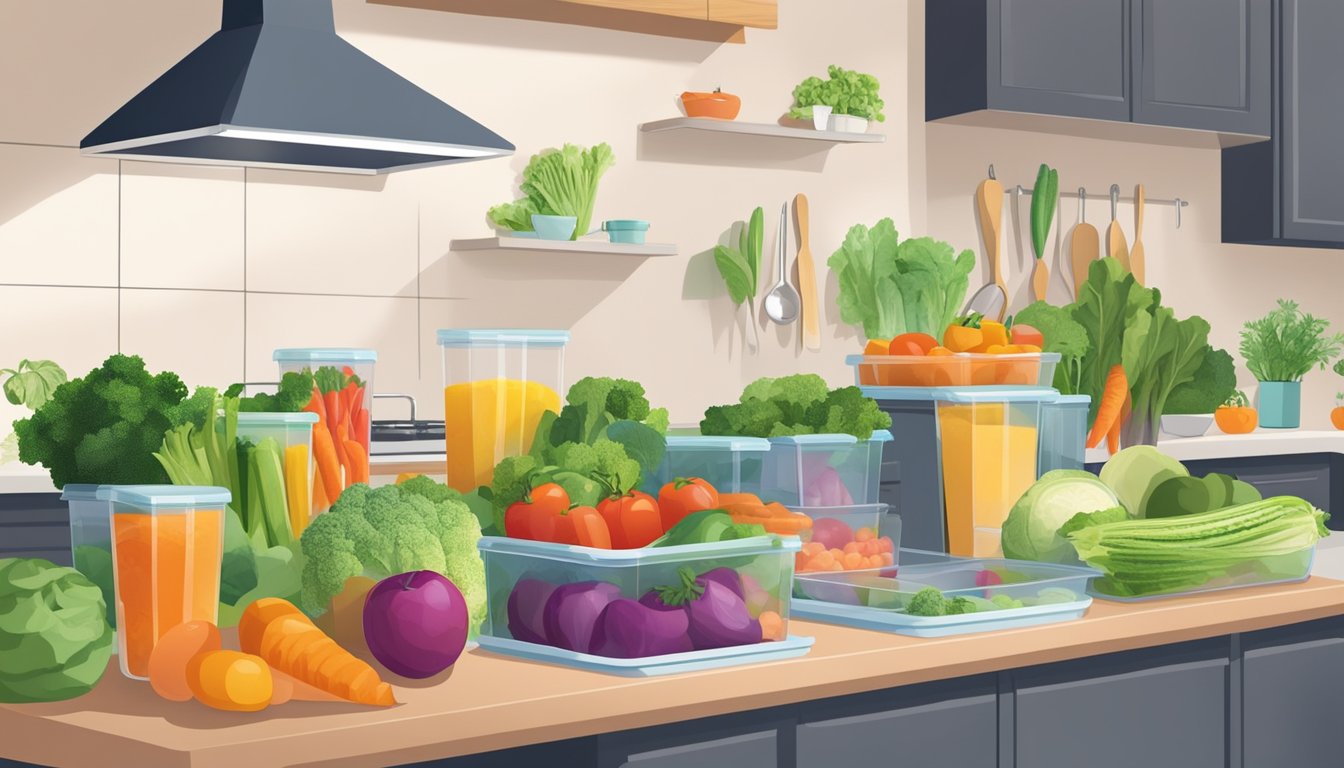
1070 187 1100 300
1107 183 1129 270
1129 184 1146 284
975 172 1007 319
793 194 822 351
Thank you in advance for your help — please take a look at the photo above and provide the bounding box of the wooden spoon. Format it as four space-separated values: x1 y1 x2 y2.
1070 187 1100 300
1107 183 1129 270
1130 184 1146 284
974 172 1007 320
793 193 821 351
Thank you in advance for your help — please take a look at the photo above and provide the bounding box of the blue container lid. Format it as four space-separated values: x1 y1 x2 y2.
845 352 1062 364
96 485 232 508
436 329 571 348
861 386 1061 404
1050 395 1092 407
768 429 893 446
273 348 377 363
60 484 103 502
235 412 320 426
666 435 771 452
478 533 798 563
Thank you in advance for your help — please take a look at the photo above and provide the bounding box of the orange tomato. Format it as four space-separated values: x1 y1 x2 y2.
864 339 891 355
1010 324 1045 347
1333 407 1344 431
889 333 939 355
658 477 720 531
597 491 663 549
1215 406 1258 434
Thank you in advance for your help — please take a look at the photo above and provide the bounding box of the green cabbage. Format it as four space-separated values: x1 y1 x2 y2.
1099 446 1189 519
0 558 112 703
1001 470 1122 564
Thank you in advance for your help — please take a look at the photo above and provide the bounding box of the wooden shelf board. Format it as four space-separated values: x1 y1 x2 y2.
639 117 887 144
450 236 677 257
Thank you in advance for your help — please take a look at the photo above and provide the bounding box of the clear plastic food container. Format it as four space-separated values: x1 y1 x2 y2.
793 504 900 576
1090 547 1316 601
1039 394 1090 473
234 411 320 537
62 484 115 627
437 330 568 492
847 352 1060 388
476 535 802 674
643 434 771 496
763 430 891 506
99 485 229 679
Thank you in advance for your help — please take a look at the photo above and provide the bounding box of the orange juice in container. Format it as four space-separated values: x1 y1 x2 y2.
99 485 229 679
436 330 568 492
272 348 376 515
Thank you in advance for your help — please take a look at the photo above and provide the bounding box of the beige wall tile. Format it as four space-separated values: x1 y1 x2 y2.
245 170 418 298
244 293 420 421
119 289 244 391
0 145 118 287
120 163 244 290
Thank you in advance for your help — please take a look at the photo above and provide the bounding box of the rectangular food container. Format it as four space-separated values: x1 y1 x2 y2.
63 484 115 627
1090 547 1316 602
476 535 807 675
272 348 376 513
234 411 320 537
847 352 1060 388
793 552 1099 637
1038 394 1090 473
793 503 900 577
864 387 1053 557
99 485 229 680
762 430 891 506
437 329 568 493
643 434 771 496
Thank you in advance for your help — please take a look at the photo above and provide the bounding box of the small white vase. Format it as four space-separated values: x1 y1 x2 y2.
827 113 869 133
810 105 832 131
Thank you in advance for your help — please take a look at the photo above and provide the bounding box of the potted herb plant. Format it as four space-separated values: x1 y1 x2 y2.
788 65 885 133
1239 299 1344 429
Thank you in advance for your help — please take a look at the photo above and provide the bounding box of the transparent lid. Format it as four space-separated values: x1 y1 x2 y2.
272 348 377 363
96 485 232 508
666 435 771 452
436 329 571 348
768 429 894 446
235 412 320 426
860 386 1061 404
1051 395 1092 406
477 533 798 563
845 352 1062 364
60 484 102 502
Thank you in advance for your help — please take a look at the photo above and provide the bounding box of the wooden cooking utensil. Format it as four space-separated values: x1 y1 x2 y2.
793 193 821 351
974 171 1007 320
1130 184 1146 284
1107 183 1129 270
1070 187 1101 300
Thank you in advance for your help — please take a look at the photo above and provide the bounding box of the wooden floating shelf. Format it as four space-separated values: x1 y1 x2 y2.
450 236 677 257
639 117 887 144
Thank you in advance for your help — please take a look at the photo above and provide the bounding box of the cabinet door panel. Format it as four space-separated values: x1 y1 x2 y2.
1282 0 1344 242
1244 637 1344 768
988 0 1130 121
1134 0 1270 135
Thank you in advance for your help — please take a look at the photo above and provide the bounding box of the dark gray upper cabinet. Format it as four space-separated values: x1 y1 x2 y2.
1223 0 1344 248
1133 0 1270 135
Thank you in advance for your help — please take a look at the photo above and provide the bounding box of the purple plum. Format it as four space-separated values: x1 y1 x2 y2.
651 567 761 651
542 581 622 653
589 598 692 658
363 571 469 679
507 578 557 644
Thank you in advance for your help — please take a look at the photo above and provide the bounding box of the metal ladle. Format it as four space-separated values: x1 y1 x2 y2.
763 203 801 325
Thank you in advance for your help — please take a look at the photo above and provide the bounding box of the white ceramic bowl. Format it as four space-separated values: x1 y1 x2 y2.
1161 414 1214 438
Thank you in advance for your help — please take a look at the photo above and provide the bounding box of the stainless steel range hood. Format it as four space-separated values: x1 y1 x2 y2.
80 0 513 174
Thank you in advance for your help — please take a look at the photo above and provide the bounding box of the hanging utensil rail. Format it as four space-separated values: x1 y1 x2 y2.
985 164 1189 227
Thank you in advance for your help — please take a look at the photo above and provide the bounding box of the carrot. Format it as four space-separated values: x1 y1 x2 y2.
312 463 330 515
311 426 343 502
1086 364 1129 449
351 407 370 447
239 598 396 707
149 620 222 702
187 650 274 712
325 391 342 435
1106 391 1132 455
334 422 352 487
729 511 813 536
344 440 369 484
718 492 765 507
305 386 328 424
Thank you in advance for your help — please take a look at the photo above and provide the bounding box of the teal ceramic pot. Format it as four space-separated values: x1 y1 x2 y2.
530 214 577 241
1257 381 1302 429
602 219 650 244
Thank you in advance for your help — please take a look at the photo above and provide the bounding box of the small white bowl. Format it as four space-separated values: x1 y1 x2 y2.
1160 414 1214 438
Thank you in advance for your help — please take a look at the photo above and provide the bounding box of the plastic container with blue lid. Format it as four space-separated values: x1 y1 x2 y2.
1039 394 1091 473
476 534 804 674
437 330 569 492
62 484 115 626
272 348 378 363
762 429 892 507
642 433 771 496
273 348 376 507
848 351 1060 388
235 411 320 536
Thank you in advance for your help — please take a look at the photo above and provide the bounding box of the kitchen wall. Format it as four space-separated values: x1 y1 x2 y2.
1 0 1341 438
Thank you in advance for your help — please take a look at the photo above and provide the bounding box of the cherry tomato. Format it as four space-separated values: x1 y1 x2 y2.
658 477 719 532
597 491 664 549
532 505 612 549
504 482 569 540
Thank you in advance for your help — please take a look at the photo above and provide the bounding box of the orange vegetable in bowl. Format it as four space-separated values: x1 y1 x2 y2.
681 88 741 120
864 339 890 356
927 346 955 356
889 332 938 355
1216 406 1258 434
979 320 1009 350
149 620 222 702
1010 323 1045 347
1332 405 1344 431
943 324 983 353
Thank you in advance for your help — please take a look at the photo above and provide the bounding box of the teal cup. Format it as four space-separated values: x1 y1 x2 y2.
1257 381 1301 429
602 219 650 244
531 214 577 241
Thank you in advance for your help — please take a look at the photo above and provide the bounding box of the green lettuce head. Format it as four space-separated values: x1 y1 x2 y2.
0 558 113 703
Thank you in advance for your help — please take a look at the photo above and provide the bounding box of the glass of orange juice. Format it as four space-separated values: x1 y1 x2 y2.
99 485 229 679
436 330 568 492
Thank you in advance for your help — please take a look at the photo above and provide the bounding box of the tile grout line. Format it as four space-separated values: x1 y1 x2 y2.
243 167 248 383
116 160 121 353
417 203 422 381
0 282 455 300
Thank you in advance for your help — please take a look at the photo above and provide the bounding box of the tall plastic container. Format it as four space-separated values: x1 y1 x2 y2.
644 434 771 496
234 412 320 536
762 430 892 506
437 330 569 492
99 485 229 679
63 484 115 627
1038 395 1090 473
272 348 376 513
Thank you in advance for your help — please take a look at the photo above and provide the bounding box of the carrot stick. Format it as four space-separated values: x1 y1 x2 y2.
239 598 395 707
334 422 352 487
1086 364 1129 449
312 463 330 515
325 391 342 434
311 426 343 502
344 440 369 484
351 407 370 447
305 386 328 424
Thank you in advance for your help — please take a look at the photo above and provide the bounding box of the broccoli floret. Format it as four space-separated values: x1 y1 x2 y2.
945 596 978 615
699 399 785 438
807 386 893 439
552 440 641 496
990 594 1025 610
232 371 316 413
700 377 887 439
399 473 461 504
490 454 539 532
165 386 220 429
905 587 949 617
742 374 830 425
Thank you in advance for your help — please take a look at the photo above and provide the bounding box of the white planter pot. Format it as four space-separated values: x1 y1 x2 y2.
1160 414 1214 438
810 105 832 131
827 113 869 133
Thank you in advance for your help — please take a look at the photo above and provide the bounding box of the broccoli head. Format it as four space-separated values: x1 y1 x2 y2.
399 473 461 504
905 587 949 617
550 376 669 445
552 439 642 496
742 374 830 425
232 371 316 413
806 386 892 439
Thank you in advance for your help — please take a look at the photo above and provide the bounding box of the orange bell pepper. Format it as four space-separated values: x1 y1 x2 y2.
943 324 983 353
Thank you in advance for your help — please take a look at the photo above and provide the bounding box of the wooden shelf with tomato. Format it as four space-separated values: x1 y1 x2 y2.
851 315 1055 388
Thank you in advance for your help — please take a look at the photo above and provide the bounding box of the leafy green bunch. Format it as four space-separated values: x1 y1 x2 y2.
1240 299 1344 383
788 65 886 122
488 143 616 239
713 206 764 307
700 374 891 439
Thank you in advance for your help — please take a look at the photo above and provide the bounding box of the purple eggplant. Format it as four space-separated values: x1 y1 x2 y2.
697 567 745 600
507 578 556 644
542 581 622 653
653 567 761 651
589 598 692 658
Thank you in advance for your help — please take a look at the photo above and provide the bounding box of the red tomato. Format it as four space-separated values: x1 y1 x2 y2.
532 505 612 548
658 477 719 531
888 332 939 356
1010 324 1045 348
597 491 664 548
504 482 569 540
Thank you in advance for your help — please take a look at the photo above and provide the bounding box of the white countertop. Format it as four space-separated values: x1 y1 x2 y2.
1085 430 1344 465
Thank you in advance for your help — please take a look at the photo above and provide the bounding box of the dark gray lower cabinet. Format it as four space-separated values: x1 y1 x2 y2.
596 712 787 768
1242 617 1344 768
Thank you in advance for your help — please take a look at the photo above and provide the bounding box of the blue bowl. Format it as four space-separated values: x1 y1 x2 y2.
531 214 577 241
